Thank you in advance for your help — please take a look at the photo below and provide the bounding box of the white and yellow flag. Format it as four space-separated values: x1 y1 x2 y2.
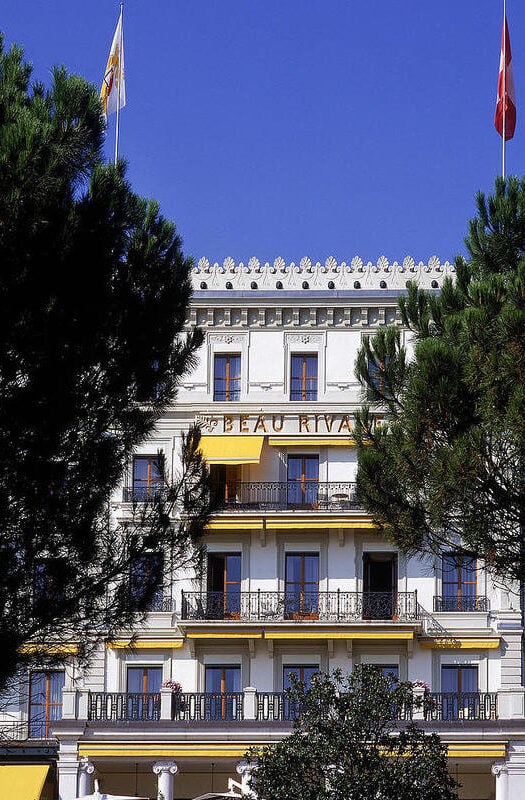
101 9 125 117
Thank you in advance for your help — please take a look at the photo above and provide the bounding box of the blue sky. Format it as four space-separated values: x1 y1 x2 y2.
3 1 524 265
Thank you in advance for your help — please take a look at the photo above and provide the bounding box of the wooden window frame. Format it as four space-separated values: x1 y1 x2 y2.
290 353 318 401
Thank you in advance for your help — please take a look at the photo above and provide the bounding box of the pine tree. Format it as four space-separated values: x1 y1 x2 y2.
354 177 525 583
0 37 211 689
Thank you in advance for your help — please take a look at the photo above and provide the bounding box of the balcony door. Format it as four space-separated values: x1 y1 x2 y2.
442 553 477 611
210 464 241 507
287 455 319 507
285 553 319 619
363 553 398 619
440 665 478 719
205 666 241 719
207 553 241 619
126 666 162 720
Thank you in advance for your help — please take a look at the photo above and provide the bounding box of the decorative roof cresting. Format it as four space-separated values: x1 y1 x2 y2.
193 256 454 291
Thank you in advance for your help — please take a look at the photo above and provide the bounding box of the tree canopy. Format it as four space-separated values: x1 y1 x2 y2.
0 36 210 689
354 177 525 583
248 667 458 800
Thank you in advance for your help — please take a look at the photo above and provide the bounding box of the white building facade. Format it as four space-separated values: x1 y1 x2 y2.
2 257 525 800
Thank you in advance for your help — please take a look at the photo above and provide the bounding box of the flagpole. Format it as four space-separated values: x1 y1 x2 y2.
114 3 124 165
502 0 506 179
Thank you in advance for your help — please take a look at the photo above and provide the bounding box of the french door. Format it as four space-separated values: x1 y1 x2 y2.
285 553 319 619
205 666 241 719
207 553 241 618
287 455 319 507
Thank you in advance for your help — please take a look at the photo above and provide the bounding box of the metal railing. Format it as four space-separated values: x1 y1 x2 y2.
172 692 244 721
256 692 412 721
181 590 418 622
88 692 160 721
213 481 360 511
424 692 498 721
122 486 168 502
433 596 489 613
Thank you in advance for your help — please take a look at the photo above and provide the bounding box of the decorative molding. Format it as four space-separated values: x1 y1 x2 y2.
193 256 454 291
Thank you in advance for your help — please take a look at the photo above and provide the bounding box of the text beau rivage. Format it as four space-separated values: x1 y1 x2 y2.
196 412 355 435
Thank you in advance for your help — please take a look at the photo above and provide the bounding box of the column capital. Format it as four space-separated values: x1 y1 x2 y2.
492 761 508 777
153 761 178 776
79 757 95 775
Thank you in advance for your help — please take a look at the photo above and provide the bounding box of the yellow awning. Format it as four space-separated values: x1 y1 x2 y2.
199 436 264 465
268 437 355 447
0 765 49 800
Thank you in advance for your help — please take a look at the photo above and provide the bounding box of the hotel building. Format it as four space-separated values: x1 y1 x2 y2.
1 256 524 800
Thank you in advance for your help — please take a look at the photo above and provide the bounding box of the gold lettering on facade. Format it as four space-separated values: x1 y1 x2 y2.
223 415 233 433
272 414 284 432
299 415 311 432
254 414 268 433
240 414 249 433
324 414 334 432
337 414 352 433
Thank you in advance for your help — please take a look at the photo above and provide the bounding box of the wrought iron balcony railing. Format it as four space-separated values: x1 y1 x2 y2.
181 590 418 622
122 486 168 502
256 692 413 721
172 692 244 721
88 692 160 721
424 692 497 721
433 596 489 612
212 481 360 511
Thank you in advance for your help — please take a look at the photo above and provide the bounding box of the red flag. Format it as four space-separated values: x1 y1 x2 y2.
494 16 516 140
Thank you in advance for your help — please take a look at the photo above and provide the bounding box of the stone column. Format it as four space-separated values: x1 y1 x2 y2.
243 687 257 720
236 760 258 796
153 761 178 800
77 758 95 796
57 738 80 800
492 762 508 800
505 742 525 800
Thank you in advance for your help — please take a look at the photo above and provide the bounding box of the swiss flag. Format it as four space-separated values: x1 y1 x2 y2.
495 16 516 140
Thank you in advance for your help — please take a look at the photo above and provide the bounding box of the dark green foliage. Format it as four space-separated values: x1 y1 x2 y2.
0 37 211 689
248 667 458 800
355 177 525 582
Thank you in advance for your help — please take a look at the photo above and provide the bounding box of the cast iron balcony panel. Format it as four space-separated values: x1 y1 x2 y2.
213 481 359 511
181 590 418 622
172 692 244 721
433 596 489 612
424 692 497 721
88 692 160 721
122 486 168 502
256 692 412 721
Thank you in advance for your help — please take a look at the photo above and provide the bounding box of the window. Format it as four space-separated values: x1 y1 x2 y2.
441 553 477 611
282 665 318 719
213 354 241 401
290 354 318 401
362 552 398 619
132 455 164 501
283 664 318 690
29 671 65 738
205 666 241 719
287 455 319 507
207 553 242 619
126 666 162 720
376 664 399 683
130 552 164 611
285 553 319 618
33 559 65 609
440 665 479 719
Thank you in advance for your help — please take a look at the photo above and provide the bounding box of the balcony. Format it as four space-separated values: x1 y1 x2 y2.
433 596 489 612
83 689 498 723
181 590 419 622
424 692 497 721
0 720 58 742
212 481 360 511
88 692 160 721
